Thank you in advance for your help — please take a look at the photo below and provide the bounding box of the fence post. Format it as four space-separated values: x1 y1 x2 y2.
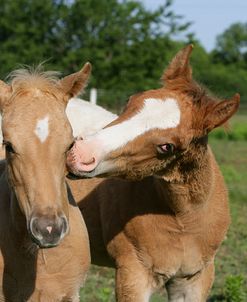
90 88 97 105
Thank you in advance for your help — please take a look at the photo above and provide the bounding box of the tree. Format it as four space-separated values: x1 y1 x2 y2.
212 22 247 67
0 0 192 107
59 0 191 106
0 0 67 78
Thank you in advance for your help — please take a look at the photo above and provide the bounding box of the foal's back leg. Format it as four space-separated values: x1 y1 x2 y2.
166 263 215 302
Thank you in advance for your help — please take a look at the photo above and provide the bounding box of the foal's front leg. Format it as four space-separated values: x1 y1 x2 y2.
165 263 215 302
28 287 81 302
115 257 153 302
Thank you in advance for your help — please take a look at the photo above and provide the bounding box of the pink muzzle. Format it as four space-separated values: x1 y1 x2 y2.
67 139 99 173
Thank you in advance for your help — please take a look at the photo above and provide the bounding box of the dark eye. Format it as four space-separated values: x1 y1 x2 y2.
157 143 175 154
3 141 15 154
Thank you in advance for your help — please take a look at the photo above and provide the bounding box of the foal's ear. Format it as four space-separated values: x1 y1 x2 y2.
0 80 12 111
59 62 92 99
162 44 193 84
204 94 240 132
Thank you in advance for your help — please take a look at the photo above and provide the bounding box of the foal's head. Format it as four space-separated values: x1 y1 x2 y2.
67 45 239 180
0 63 91 247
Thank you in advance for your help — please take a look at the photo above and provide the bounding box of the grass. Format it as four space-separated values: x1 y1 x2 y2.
80 114 247 301
210 114 247 141
208 138 247 301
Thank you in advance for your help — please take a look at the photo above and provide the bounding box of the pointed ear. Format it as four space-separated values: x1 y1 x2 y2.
0 80 12 111
59 62 92 99
204 93 240 132
162 44 194 84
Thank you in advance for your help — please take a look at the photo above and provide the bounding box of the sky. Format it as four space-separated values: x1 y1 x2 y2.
141 0 247 51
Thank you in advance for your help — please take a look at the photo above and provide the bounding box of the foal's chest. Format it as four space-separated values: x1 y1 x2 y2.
125 213 211 279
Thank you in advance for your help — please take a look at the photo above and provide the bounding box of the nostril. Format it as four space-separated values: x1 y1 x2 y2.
61 216 68 235
30 218 43 241
82 157 95 166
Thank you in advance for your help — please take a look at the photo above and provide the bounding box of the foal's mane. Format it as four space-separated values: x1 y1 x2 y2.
165 77 220 128
7 65 62 98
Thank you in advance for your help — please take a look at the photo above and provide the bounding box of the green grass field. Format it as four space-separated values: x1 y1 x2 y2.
80 114 247 302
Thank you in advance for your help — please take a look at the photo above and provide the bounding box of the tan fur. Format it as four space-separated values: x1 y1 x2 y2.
0 65 91 301
59 63 92 98
0 148 5 160
67 46 240 301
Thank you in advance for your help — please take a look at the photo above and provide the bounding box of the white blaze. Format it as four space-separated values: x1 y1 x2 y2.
34 116 49 143
89 98 180 153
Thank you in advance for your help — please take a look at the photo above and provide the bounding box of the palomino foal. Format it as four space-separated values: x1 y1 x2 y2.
67 46 240 301
0 64 91 301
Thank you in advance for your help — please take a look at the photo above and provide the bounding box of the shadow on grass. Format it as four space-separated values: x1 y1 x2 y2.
207 294 225 302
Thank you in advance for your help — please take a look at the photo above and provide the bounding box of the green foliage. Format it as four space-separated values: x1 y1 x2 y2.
210 117 247 141
208 22 247 105
0 0 189 92
0 0 65 75
0 1 247 108
0 0 197 110
213 22 247 67
224 275 246 302
60 0 190 96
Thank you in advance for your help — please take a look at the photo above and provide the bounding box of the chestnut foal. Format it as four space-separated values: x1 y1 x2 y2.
67 46 240 301
0 64 91 301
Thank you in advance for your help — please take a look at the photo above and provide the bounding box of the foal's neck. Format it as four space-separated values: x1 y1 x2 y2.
155 145 214 214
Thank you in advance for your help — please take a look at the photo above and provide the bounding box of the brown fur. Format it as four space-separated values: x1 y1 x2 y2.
0 65 91 301
0 148 5 160
67 45 240 301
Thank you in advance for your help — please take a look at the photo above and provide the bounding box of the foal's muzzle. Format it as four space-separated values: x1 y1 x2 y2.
29 215 68 248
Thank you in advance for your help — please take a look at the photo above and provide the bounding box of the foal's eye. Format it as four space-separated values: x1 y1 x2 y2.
3 141 15 154
157 143 175 154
